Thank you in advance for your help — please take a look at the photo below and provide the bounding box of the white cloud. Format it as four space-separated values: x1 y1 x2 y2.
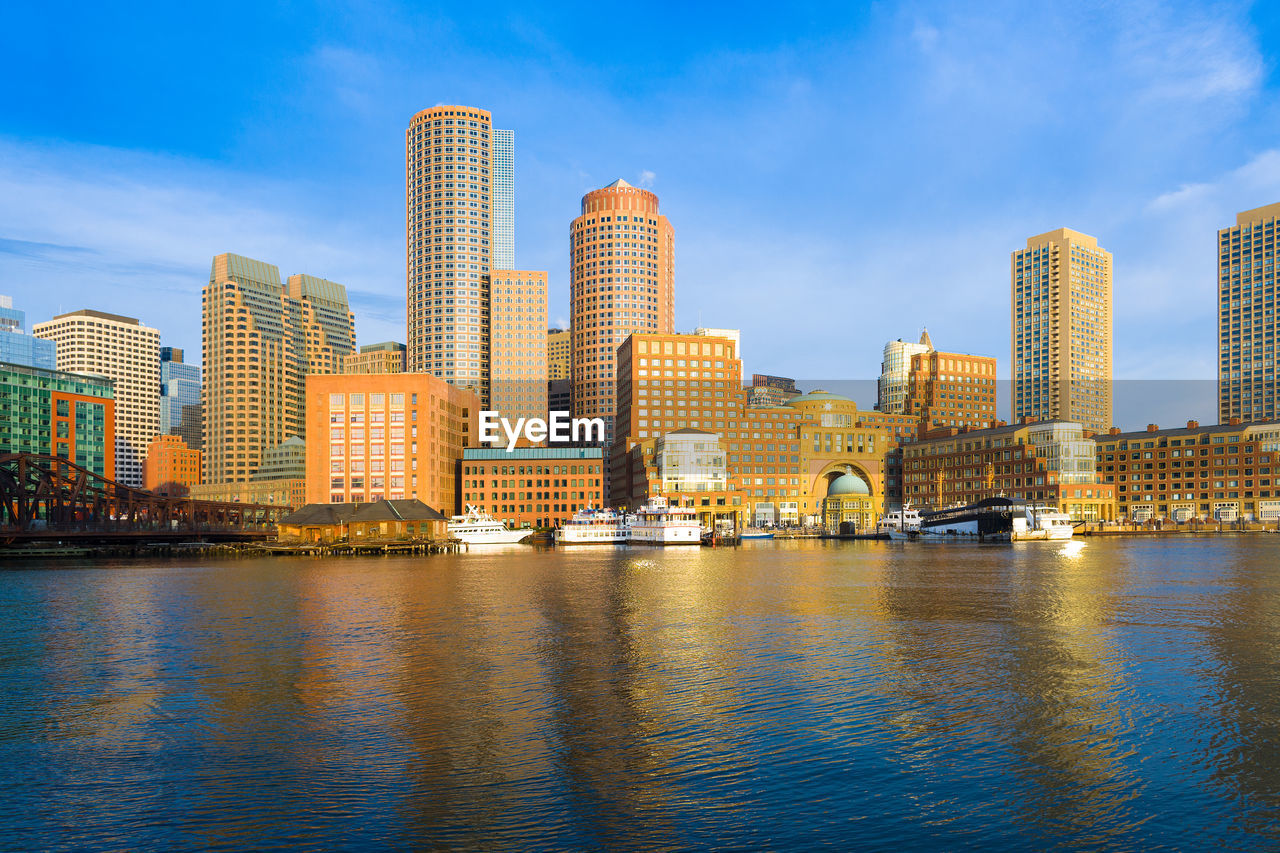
637 169 656 188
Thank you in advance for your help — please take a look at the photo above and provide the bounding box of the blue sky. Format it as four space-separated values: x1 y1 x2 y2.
3 1 1279 423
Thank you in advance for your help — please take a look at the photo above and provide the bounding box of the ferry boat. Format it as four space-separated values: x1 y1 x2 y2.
914 497 1075 542
878 504 923 540
555 507 630 544
628 496 702 545
448 505 533 544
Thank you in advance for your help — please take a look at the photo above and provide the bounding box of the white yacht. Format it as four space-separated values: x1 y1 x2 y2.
448 505 533 545
878 505 923 540
555 507 631 544
628 496 702 545
1020 504 1076 540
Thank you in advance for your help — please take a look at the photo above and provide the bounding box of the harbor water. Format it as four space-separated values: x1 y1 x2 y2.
1 538 1279 850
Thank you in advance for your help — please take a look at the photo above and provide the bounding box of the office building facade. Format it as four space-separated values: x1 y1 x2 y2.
878 331 933 414
460 446 605 529
0 296 56 370
905 350 997 434
0 362 114 478
492 127 515 271
1011 228 1113 433
547 328 570 381
305 372 478 512
490 270 548 423
160 346 202 451
201 253 355 487
143 433 202 496
33 309 159 487
344 342 407 374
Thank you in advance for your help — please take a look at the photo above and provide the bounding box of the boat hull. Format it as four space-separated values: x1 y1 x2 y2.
450 529 533 545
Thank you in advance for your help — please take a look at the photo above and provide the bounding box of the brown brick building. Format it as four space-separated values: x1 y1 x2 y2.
459 447 605 529
143 434 201 496
1097 419 1280 521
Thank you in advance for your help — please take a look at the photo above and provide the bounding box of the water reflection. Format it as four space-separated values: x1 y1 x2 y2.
0 539 1278 849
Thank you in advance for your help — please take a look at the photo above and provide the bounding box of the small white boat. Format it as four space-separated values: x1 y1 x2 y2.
739 528 775 540
556 507 631 544
448 505 533 544
878 505 922 538
1017 504 1075 541
629 496 701 545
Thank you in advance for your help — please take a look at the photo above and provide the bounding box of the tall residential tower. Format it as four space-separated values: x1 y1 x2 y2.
1219 202 1280 422
33 309 160 487
1011 228 1112 433
570 179 674 441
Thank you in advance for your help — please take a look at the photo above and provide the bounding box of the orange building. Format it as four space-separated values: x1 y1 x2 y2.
1096 419 1280 522
460 447 605 529
490 270 548 423
142 434 201 496
905 350 998 434
305 373 479 513
570 179 675 443
610 332 918 528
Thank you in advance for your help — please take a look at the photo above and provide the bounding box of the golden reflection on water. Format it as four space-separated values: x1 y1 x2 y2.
5 537 1280 849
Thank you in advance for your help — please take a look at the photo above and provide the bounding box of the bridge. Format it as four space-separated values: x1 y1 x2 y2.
0 453 289 545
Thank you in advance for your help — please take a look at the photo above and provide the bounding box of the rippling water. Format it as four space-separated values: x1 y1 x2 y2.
2 538 1279 850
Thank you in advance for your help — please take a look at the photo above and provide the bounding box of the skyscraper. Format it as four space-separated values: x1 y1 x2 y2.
570 179 675 442
33 309 159 487
546 328 570 380
405 106 546 407
878 330 933 414
0 295 56 369
1218 202 1280 423
201 253 355 487
160 346 202 451
490 270 548 423
1011 228 1113 433
492 128 515 271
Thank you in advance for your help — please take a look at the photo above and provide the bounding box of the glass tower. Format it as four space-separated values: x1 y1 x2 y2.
160 346 202 451
492 128 515 271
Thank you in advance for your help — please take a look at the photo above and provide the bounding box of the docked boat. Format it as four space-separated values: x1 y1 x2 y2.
739 528 775 540
914 497 1075 542
555 507 630 544
878 505 923 540
448 505 533 544
628 496 702 545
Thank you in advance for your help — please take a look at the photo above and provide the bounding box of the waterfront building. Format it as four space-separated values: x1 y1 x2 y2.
33 309 159 487
159 346 202 451
201 253 355 488
1096 419 1280 522
142 433 201 496
901 420 1116 521
1218 203 1280 423
611 332 917 529
344 342 406 374
570 179 675 447
878 331 933 414
823 467 878 534
304 372 478 512
490 270 548 423
460 446 605 529
547 328 570 380
492 128 515 271
0 362 114 478
404 105 546 407
905 350 997 433
1011 228 1113 433
0 296 56 370
277 499 448 543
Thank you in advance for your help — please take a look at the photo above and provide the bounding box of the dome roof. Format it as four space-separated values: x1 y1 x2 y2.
827 471 870 497
786 389 855 406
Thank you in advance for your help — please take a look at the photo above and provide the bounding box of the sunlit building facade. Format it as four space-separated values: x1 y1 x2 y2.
1011 228 1113 433
460 446 605 529
344 342 406 374
1218 202 1280 423
570 179 675 446
0 362 114 479
490 270 548 423
33 309 159 488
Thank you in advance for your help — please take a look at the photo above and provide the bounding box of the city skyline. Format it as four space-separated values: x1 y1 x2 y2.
3 3 1280 425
